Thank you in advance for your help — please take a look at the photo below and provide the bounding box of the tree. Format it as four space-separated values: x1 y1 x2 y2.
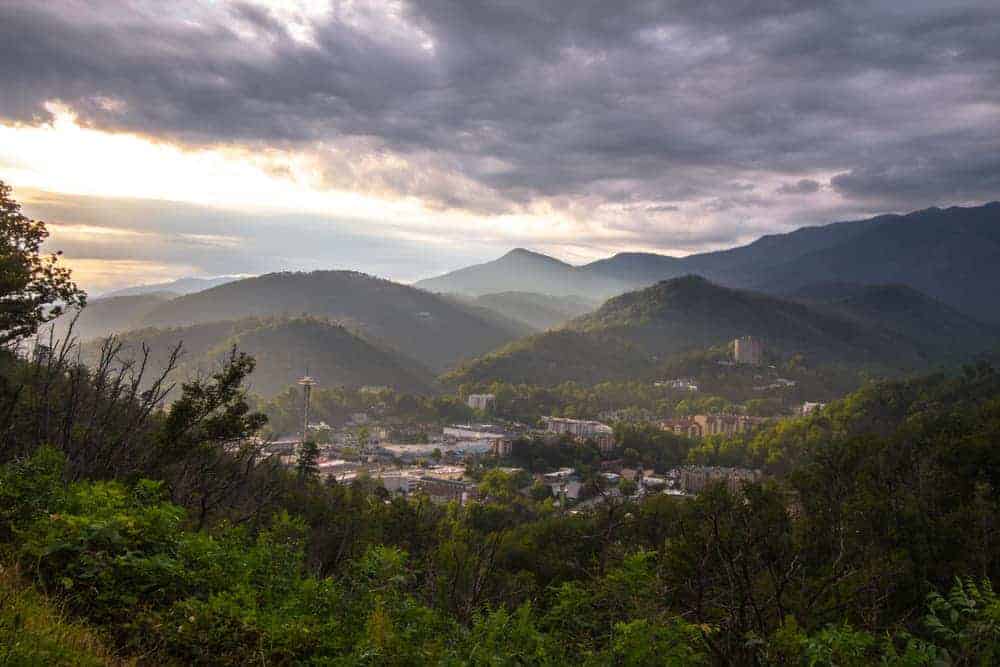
297 440 320 479
0 181 85 346
154 347 272 528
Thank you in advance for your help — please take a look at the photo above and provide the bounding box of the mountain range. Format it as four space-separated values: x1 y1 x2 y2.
446 275 998 387
91 271 527 373
416 248 633 298
87 316 437 397
790 282 999 360
58 201 1000 395
417 202 1000 324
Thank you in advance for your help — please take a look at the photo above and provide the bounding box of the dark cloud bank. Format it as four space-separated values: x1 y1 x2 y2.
2 0 999 280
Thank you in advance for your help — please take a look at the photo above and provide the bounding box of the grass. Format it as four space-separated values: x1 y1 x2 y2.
0 564 133 667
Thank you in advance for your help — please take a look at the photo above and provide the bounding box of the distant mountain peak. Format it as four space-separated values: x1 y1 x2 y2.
415 246 629 298
499 247 566 264
422 201 999 323
504 247 536 257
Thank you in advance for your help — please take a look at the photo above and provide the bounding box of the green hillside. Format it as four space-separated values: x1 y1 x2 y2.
92 316 436 397
792 282 1000 362
448 276 974 386
574 275 928 367
137 270 525 371
0 566 125 666
445 328 651 386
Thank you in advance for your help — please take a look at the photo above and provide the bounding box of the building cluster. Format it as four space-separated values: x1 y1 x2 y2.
542 416 616 452
659 414 769 438
541 467 584 502
330 464 479 504
597 407 658 424
443 423 514 456
267 362 792 512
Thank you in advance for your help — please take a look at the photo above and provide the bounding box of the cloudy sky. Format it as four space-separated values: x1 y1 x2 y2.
2 1 998 293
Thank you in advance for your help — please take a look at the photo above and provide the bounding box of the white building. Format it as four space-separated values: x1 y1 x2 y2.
655 378 699 392
466 393 497 412
443 424 512 457
542 417 616 452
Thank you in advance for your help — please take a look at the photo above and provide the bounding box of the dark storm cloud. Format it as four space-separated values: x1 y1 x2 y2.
830 130 1000 205
2 0 999 243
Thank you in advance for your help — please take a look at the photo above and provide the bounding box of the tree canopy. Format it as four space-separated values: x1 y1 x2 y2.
0 181 85 346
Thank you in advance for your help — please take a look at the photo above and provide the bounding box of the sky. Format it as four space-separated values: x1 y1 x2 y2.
1 0 998 294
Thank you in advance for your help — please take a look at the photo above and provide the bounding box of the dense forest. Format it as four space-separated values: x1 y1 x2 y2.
447 275 998 388
1 181 999 665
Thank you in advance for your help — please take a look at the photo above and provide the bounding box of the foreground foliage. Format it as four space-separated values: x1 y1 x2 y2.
0 563 128 666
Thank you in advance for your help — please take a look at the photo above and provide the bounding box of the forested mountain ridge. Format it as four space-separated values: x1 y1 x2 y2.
86 316 437 397
136 270 525 372
449 276 952 386
572 275 975 366
791 282 1000 362
415 247 632 298
417 202 1000 323
749 202 1000 322
445 328 652 386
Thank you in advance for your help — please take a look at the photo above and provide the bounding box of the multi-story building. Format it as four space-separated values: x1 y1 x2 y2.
378 474 413 494
659 417 704 438
443 423 505 440
466 393 497 412
490 437 514 457
417 476 479 504
696 414 769 437
679 466 762 494
733 336 764 365
443 423 512 457
660 414 769 438
542 417 616 452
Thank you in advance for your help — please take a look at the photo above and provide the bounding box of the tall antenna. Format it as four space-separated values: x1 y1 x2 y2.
297 371 317 444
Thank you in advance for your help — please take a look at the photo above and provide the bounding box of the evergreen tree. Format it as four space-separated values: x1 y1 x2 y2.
297 440 320 479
